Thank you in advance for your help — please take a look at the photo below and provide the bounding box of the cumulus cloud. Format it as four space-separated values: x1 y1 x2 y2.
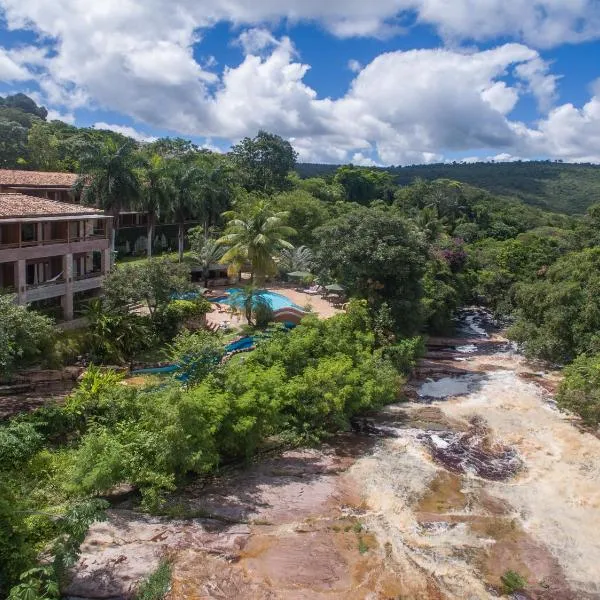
0 47 33 81
46 108 75 123
93 122 157 142
0 0 599 163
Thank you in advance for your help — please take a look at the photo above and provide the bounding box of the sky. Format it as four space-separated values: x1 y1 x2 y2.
0 1 599 166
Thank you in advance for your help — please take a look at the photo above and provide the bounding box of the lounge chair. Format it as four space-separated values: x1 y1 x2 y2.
305 285 321 295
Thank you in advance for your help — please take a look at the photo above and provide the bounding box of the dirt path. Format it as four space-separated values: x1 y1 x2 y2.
65 315 600 600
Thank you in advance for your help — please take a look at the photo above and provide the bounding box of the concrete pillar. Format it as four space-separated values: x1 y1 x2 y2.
16 259 26 305
37 222 43 244
101 248 111 274
62 253 74 321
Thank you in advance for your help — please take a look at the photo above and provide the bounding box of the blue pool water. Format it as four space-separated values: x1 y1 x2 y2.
213 289 302 311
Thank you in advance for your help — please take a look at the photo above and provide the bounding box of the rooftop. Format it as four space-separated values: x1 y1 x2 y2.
0 193 105 219
0 169 78 188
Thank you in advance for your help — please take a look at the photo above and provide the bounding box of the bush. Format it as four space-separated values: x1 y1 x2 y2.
136 560 172 600
0 295 56 378
167 330 223 384
65 300 403 505
500 570 527 594
254 301 274 328
384 337 426 375
557 354 600 426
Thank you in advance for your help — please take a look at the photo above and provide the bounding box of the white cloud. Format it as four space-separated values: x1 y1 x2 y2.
93 122 157 142
237 28 279 54
46 108 75 123
348 59 362 73
0 0 599 163
520 97 600 162
0 47 32 81
351 152 379 166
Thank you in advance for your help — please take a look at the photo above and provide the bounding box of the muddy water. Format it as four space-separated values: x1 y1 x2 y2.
67 315 600 600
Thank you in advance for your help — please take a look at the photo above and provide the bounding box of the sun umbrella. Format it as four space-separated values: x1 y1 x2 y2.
287 271 313 280
325 283 344 292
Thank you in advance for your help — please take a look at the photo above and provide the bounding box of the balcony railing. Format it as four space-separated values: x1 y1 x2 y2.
27 277 65 290
0 234 108 250
74 271 103 281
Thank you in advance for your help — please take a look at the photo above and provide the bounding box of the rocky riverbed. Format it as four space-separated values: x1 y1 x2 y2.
65 310 600 599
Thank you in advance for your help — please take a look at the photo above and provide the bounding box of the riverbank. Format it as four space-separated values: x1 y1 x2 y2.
65 313 600 599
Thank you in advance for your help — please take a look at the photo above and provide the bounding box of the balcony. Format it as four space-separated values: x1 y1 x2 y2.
26 279 67 302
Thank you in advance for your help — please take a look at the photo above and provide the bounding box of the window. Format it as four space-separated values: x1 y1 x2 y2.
21 223 36 243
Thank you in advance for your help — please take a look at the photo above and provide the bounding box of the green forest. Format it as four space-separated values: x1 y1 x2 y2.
298 160 600 215
2 93 600 598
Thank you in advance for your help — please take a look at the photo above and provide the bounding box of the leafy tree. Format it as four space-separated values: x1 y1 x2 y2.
0 295 56 377
272 189 330 246
27 121 62 171
291 174 345 203
103 258 191 316
334 166 395 204
557 353 600 426
145 137 200 159
0 119 29 168
74 139 143 255
230 130 297 193
218 199 296 282
508 248 600 363
315 207 428 334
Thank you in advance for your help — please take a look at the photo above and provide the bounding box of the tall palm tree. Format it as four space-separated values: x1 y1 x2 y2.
165 161 203 262
196 159 235 236
74 139 142 257
217 200 296 283
138 154 170 257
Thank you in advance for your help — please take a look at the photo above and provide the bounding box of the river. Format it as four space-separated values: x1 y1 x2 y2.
65 310 600 600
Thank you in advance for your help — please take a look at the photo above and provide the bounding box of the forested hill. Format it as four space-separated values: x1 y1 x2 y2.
297 161 600 215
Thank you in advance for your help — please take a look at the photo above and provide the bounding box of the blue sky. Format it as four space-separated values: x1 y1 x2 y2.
0 1 599 165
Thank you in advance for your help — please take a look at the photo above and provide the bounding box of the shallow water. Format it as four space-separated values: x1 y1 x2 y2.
68 318 600 600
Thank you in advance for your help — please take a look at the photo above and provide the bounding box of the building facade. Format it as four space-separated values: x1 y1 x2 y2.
0 193 112 320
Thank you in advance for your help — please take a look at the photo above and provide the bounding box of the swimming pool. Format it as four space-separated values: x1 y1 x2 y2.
213 289 302 311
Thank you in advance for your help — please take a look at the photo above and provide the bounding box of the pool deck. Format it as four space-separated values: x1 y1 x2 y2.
206 285 343 329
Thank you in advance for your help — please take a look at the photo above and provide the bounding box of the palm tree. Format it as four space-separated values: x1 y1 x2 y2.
217 200 296 283
278 245 313 273
165 161 203 262
192 235 225 287
138 154 170 257
229 284 272 326
74 139 142 257
196 159 235 236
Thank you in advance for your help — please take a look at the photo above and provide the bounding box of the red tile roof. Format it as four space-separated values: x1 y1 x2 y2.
0 193 105 219
0 169 78 187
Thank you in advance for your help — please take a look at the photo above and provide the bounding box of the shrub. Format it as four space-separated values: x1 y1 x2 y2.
0 295 56 378
136 561 172 600
384 337 426 375
500 570 527 594
557 353 600 426
167 330 223 384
